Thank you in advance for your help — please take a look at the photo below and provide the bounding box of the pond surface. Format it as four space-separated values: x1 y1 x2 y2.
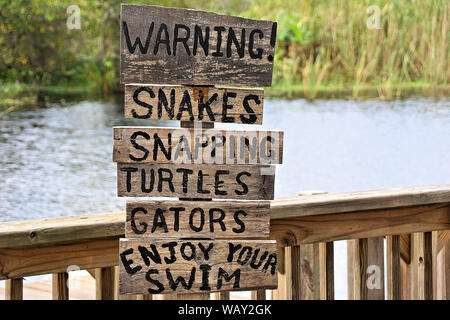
0 95 449 298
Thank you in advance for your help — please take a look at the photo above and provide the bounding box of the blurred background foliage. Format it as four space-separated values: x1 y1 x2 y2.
0 0 448 101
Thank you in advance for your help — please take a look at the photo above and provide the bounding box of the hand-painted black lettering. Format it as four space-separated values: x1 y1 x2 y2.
130 207 148 234
250 249 269 269
189 208 205 232
129 131 150 161
209 208 226 232
166 267 196 291
235 171 251 195
227 243 242 262
173 24 191 56
226 27 245 58
180 242 196 261
145 269 164 294
199 264 212 291
141 168 155 193
169 207 185 232
217 268 240 289
138 244 162 265
198 91 218 121
248 29 263 59
120 167 138 192
232 210 247 233
222 92 236 123
154 23 171 55
158 168 174 192
157 88 175 119
176 90 194 121
132 87 155 119
198 243 214 260
240 95 260 124
193 25 209 56
237 246 252 265
197 170 210 194
212 26 225 57
151 208 168 233
262 253 277 275
176 168 194 193
120 248 141 275
214 170 229 195
153 132 172 161
161 242 177 264
122 21 154 54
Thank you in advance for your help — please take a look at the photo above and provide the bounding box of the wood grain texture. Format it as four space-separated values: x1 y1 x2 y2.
125 200 270 238
251 289 266 300
386 235 401 300
113 127 283 164
319 242 334 300
0 238 119 280
52 272 69 300
411 232 433 300
347 238 368 300
117 163 275 200
120 4 276 86
5 278 23 300
270 184 450 219
270 203 450 246
124 85 264 124
119 239 277 295
96 267 115 300
367 237 385 300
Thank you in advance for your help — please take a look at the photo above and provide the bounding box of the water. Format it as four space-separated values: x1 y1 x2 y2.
0 96 449 299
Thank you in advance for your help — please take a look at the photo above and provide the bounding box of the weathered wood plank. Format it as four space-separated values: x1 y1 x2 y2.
251 289 266 300
347 239 368 300
319 242 334 300
96 267 115 300
386 235 401 300
0 238 119 280
120 4 277 86
5 278 23 300
411 232 433 300
52 272 69 300
113 127 283 164
270 184 450 219
126 200 270 238
117 163 275 200
119 239 277 295
367 237 385 300
270 203 450 246
0 212 124 249
124 85 264 124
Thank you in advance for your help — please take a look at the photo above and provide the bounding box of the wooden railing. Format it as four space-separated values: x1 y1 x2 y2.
1 184 449 300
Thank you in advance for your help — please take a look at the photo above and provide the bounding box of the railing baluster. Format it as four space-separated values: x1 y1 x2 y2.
251 289 266 300
347 238 368 300
5 278 23 300
367 237 385 299
52 272 69 300
386 235 401 300
285 246 301 300
319 242 334 300
177 293 210 300
95 267 115 300
212 291 230 300
270 246 286 300
441 236 450 299
411 232 433 299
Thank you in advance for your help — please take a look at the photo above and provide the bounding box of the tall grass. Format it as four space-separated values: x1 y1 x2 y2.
240 0 449 99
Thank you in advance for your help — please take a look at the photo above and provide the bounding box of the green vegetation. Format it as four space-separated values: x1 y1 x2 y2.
0 0 448 106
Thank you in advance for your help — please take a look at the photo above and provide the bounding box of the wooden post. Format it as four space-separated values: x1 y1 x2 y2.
95 267 115 300
367 237 385 299
5 278 23 300
52 272 69 300
319 242 334 300
347 238 368 300
411 232 433 299
436 236 449 299
386 235 401 300
271 245 286 300
285 246 301 300
251 289 266 300
212 292 230 300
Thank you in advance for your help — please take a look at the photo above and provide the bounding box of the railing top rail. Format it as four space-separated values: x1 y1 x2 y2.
270 184 450 219
1 184 449 248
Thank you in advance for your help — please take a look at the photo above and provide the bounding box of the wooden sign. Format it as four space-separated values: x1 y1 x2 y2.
119 239 277 294
113 127 283 164
117 163 275 200
126 200 270 238
120 4 277 86
124 85 264 124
